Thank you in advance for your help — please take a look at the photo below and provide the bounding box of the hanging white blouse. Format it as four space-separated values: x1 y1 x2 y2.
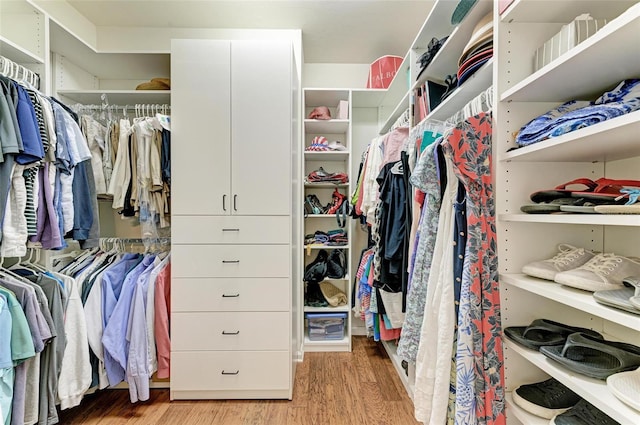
413 152 458 424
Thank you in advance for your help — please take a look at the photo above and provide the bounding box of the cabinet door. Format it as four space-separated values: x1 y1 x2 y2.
231 40 292 216
171 39 232 215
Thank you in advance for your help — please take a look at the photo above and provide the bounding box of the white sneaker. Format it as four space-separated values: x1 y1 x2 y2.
522 244 596 281
554 253 640 292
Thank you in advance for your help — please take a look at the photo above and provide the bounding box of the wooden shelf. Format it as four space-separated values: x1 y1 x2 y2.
505 339 640 424
501 0 637 23
499 213 640 227
304 119 349 134
501 110 640 163
500 4 640 102
57 89 171 105
501 274 640 332
304 151 349 161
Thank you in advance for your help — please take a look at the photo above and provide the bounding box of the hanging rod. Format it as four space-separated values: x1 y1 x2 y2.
0 55 40 89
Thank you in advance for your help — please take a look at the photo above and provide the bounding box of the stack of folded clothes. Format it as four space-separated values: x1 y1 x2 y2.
306 167 349 184
305 229 348 246
457 11 493 87
516 79 640 147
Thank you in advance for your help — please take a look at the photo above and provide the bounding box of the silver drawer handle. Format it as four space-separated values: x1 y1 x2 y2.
222 228 240 232
221 370 239 375
222 330 240 335
222 293 240 298
222 260 240 264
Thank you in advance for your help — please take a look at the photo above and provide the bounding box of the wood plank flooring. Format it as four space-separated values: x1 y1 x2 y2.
58 337 420 425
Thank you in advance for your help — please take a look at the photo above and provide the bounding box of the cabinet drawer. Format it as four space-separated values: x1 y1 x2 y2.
172 245 290 278
171 351 290 391
172 278 289 312
172 312 289 351
172 216 290 244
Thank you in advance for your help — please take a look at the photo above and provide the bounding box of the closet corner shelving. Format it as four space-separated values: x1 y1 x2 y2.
495 1 640 424
302 88 353 353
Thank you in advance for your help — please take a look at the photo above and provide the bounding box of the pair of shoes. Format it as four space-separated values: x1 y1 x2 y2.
504 319 602 351
305 194 326 215
522 244 640 292
550 399 619 424
513 378 580 419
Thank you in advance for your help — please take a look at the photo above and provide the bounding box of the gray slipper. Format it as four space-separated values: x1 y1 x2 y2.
593 287 640 315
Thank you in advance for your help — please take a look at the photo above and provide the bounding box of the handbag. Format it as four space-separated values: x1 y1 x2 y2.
326 249 346 279
304 249 328 283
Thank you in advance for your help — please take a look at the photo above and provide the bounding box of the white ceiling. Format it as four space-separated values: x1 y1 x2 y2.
65 0 435 63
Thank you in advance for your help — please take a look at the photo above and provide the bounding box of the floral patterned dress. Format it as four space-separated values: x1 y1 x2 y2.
443 112 505 425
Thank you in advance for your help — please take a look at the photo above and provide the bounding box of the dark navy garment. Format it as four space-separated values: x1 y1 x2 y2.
453 183 467 319
161 129 171 185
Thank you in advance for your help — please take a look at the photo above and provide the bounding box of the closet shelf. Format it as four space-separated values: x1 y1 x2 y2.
505 339 640 424
501 274 640 332
304 183 349 188
500 110 640 163
304 119 349 134
304 151 349 161
499 213 640 227
0 36 44 64
303 335 350 352
304 214 338 218
425 58 494 122
505 393 547 425
412 0 493 89
304 245 349 250
409 0 456 50
377 52 410 118
500 0 637 24
57 89 171 105
500 4 640 102
303 305 351 313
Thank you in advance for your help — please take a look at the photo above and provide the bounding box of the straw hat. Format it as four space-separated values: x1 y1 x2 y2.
135 78 170 90
461 11 493 62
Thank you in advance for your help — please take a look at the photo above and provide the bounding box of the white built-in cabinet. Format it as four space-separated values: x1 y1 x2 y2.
495 1 640 424
170 39 295 400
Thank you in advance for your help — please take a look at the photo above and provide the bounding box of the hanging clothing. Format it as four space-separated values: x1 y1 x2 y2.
397 142 443 364
444 112 505 425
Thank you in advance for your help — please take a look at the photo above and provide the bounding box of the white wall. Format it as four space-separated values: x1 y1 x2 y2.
303 63 371 89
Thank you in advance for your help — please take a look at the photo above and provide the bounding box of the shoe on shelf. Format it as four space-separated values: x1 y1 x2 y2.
550 399 618 425
512 378 581 419
522 244 596 281
554 253 640 292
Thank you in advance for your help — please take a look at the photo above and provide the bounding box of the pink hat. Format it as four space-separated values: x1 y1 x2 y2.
308 106 331 120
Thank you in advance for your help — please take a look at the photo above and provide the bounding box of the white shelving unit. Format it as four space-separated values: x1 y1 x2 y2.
496 1 640 424
302 88 353 353
56 89 171 105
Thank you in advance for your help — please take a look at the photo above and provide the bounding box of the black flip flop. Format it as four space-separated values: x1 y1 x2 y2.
504 319 603 351
540 332 640 380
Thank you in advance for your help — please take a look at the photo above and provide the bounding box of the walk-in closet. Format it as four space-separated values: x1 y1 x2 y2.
1 0 639 424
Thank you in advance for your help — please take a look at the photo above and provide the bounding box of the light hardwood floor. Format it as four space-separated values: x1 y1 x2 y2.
58 336 420 425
